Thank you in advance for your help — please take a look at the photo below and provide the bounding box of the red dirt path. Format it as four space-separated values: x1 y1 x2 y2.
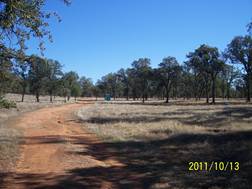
1 102 124 189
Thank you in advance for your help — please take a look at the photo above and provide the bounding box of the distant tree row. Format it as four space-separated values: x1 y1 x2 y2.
1 55 79 102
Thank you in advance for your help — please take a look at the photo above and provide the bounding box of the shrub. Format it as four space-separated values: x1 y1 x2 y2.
0 96 17 109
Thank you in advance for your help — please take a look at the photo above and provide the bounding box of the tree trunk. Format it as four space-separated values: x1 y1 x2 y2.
49 91 53 103
142 84 145 103
206 85 209 104
162 88 165 100
21 93 24 102
212 76 216 104
227 83 231 100
21 86 25 102
205 77 209 104
166 95 169 103
221 79 225 99
126 86 129 101
198 85 204 101
132 89 136 101
36 91 40 102
165 87 169 103
194 86 198 100
247 72 251 102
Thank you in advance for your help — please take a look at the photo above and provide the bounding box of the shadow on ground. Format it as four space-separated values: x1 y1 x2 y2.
83 106 252 127
101 100 250 106
1 130 252 189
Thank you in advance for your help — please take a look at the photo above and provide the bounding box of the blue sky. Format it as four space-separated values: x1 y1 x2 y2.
27 0 252 82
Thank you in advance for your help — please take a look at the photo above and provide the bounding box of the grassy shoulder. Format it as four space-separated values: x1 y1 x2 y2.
0 122 21 173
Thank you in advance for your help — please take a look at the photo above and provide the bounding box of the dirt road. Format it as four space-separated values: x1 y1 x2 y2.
1 102 124 189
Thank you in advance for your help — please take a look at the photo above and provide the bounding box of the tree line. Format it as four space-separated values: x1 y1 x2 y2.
1 33 252 104
95 34 252 104
0 1 251 104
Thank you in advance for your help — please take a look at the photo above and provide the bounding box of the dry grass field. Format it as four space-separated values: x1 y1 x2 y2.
77 100 252 141
76 100 252 189
1 96 252 188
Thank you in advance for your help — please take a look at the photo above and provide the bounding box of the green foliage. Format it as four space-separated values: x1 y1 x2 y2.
45 59 63 101
131 58 152 102
0 56 13 94
79 76 94 97
62 71 79 101
28 56 48 101
0 0 70 53
187 44 224 76
71 83 81 98
157 56 182 103
186 44 224 103
227 35 252 101
61 87 71 100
